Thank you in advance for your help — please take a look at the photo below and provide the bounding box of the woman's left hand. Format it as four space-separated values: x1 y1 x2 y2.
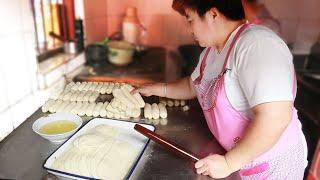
195 154 233 178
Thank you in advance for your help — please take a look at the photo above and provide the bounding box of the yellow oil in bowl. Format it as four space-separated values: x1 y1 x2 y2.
39 120 77 135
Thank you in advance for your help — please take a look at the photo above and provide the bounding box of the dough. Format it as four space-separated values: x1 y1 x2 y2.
151 103 160 119
64 102 76 113
113 89 135 108
51 124 133 179
180 100 186 106
106 83 114 94
123 84 145 108
93 102 104 117
49 100 63 113
78 102 89 116
182 105 190 112
167 100 174 107
174 100 180 107
99 102 109 117
56 101 70 112
70 92 78 102
78 82 86 91
158 103 167 119
144 103 152 119
62 92 72 101
85 103 96 117
160 118 168 125
42 100 55 113
120 86 140 108
71 102 82 114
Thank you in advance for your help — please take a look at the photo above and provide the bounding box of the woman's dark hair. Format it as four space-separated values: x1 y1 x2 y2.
172 0 245 20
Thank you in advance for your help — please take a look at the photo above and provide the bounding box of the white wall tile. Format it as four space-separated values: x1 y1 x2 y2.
0 34 33 105
11 94 39 128
20 0 35 32
23 32 39 93
0 109 13 141
0 69 9 112
0 0 22 35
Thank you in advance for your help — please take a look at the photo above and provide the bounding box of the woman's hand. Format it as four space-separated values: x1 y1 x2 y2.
132 83 165 97
195 154 234 179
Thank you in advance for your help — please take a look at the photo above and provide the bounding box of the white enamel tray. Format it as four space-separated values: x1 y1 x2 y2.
43 118 155 180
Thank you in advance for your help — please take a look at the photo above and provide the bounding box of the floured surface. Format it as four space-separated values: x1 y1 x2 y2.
51 125 138 179
44 118 155 180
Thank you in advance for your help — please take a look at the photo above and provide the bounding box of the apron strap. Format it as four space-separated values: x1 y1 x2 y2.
219 23 250 75
194 23 250 83
194 47 211 84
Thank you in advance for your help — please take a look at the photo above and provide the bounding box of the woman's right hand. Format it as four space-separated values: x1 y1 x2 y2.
132 83 165 97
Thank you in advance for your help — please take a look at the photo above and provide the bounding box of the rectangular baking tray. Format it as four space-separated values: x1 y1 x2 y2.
43 118 155 180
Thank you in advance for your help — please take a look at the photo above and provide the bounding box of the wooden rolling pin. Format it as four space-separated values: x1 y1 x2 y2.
134 124 200 163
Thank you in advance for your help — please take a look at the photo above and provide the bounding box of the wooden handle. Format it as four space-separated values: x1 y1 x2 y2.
134 124 200 163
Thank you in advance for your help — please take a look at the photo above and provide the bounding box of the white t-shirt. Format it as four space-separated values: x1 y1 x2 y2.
191 24 295 119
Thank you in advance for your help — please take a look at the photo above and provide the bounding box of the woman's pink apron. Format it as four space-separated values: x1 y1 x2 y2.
192 24 306 179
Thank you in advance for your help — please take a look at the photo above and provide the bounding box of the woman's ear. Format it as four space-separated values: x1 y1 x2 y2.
208 8 219 19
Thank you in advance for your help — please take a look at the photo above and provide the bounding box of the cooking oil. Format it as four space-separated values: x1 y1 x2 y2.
40 120 77 135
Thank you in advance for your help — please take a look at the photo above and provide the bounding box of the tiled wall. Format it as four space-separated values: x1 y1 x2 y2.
0 1 41 140
83 0 320 53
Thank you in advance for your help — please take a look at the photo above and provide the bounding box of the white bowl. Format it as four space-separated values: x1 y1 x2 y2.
32 113 83 144
107 41 135 66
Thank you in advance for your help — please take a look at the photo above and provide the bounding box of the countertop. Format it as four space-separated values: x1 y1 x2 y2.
0 100 239 180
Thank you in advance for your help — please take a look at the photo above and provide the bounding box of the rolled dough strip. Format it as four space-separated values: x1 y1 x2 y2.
106 111 114 118
42 100 55 113
106 83 114 94
167 100 174 107
112 89 135 108
182 105 190 112
151 103 160 119
120 86 140 108
158 103 167 119
93 102 104 117
144 103 152 119
180 100 186 106
71 102 82 114
99 102 109 117
85 103 96 116
78 82 87 91
78 102 89 116
49 100 63 113
122 84 145 108
56 101 70 112
174 100 180 107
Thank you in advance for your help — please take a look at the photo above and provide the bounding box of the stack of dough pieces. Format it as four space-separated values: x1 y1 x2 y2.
106 84 145 120
51 125 138 179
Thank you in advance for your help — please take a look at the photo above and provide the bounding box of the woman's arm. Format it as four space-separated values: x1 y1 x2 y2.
195 101 293 178
133 76 197 100
225 101 293 171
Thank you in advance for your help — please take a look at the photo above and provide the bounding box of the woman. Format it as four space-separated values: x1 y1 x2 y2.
134 0 308 179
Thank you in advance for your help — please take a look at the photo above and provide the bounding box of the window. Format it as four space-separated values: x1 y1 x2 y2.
31 0 76 61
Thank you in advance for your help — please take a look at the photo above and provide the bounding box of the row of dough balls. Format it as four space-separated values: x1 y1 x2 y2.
159 97 190 111
42 99 143 120
42 100 109 117
51 90 99 102
65 81 125 95
144 103 167 120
